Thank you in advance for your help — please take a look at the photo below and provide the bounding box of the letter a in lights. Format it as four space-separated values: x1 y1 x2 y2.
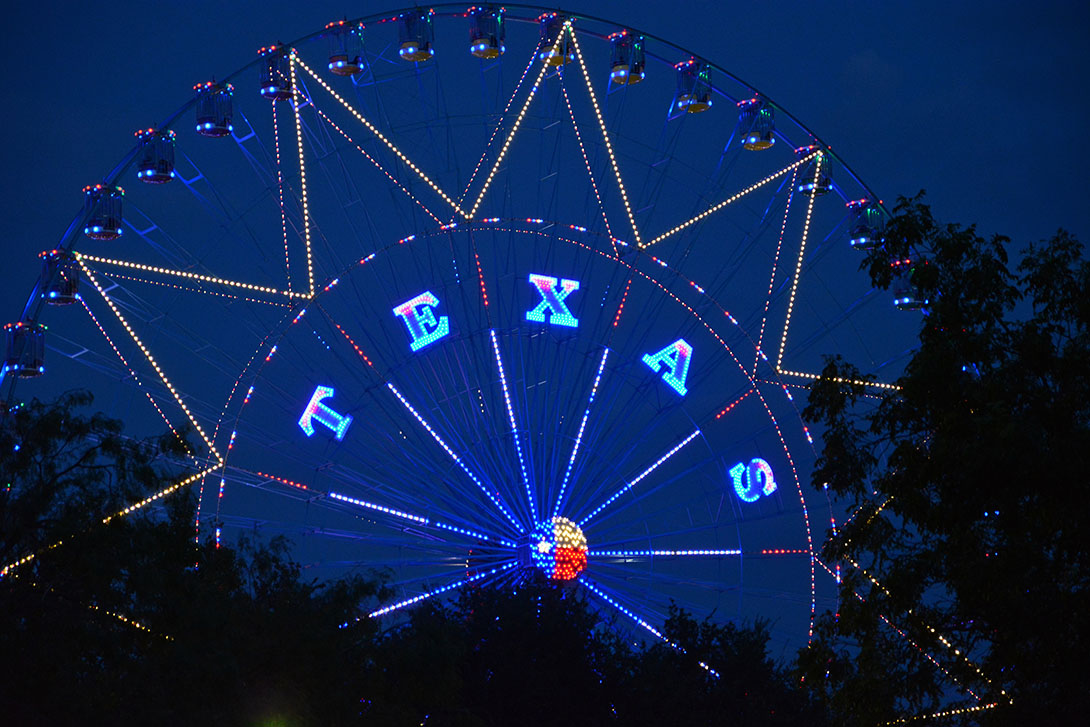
393 291 450 351
642 339 692 396
298 385 353 441
526 273 580 328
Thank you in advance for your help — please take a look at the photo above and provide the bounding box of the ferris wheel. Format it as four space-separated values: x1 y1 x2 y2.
2 4 919 661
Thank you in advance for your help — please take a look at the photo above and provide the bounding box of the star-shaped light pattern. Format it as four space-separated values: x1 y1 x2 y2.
0 7 1000 716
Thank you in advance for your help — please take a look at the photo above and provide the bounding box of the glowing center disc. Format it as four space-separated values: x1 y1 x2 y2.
530 516 588 581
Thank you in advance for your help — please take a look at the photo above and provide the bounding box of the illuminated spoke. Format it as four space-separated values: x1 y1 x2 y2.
578 428 701 528
271 98 292 294
582 577 663 638
293 55 469 219
311 104 442 224
489 329 535 523
288 55 316 297
840 557 1008 703
559 78 615 246
588 549 742 558
369 562 517 617
328 491 515 547
77 260 222 459
455 45 539 214
74 253 301 299
753 166 799 373
776 153 821 370
466 24 570 218
582 578 719 676
566 28 641 246
552 346 609 519
102 464 220 523
642 151 817 249
78 296 187 447
777 367 900 392
386 382 524 534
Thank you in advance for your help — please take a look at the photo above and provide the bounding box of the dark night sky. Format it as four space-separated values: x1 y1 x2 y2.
3 0 1087 322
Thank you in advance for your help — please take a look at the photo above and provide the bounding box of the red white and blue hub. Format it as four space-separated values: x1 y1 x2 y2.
531 516 588 581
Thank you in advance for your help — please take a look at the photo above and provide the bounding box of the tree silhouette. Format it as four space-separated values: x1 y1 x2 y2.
798 194 1089 724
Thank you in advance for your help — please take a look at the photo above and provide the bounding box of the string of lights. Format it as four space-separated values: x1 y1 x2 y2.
310 104 442 224
775 154 822 370
811 554 984 712
101 465 220 524
566 27 642 247
843 558 1010 705
642 152 816 249
582 578 721 678
294 55 469 220
271 97 292 294
90 268 292 307
579 428 701 527
777 367 901 392
466 23 568 219
73 252 301 300
882 702 998 725
558 57 615 246
489 329 535 522
453 44 539 215
588 549 742 557
369 562 517 617
714 388 753 420
552 346 609 519
386 382 524 534
77 260 221 458
88 603 173 641
288 54 316 297
78 295 186 446
753 166 799 373
328 488 514 547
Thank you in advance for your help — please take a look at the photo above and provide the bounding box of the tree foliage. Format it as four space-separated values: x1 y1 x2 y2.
1 391 825 725
799 194 1089 723
1 392 378 725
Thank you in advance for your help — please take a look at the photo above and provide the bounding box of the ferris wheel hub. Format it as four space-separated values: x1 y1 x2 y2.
522 516 588 581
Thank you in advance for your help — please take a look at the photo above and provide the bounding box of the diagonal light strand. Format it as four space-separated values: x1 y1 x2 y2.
566 27 641 246
552 347 609 518
369 562 517 617
582 578 720 677
386 382 524 533
776 153 822 369
579 428 701 528
311 104 442 223
294 55 470 220
328 491 515 547
642 151 818 249
455 44 539 215
466 22 571 218
74 253 303 299
489 329 535 523
559 78 615 246
77 260 222 459
288 54 316 296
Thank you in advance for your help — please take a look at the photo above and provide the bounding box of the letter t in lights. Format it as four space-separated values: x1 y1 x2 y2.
298 386 353 441
392 291 450 352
